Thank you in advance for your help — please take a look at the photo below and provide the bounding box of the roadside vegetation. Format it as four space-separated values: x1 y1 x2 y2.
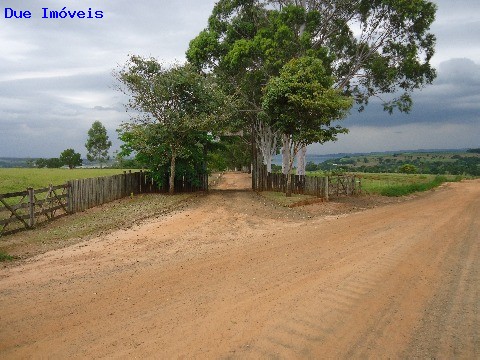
357 173 465 197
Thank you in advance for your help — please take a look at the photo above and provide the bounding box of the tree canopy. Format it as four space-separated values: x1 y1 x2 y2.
187 0 437 173
115 56 232 193
59 149 82 169
85 121 112 168
262 56 352 194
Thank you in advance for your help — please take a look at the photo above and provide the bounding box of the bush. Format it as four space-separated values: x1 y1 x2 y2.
398 164 418 174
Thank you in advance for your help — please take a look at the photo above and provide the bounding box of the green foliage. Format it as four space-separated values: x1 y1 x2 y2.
85 121 112 167
305 161 320 172
380 176 449 197
398 163 418 174
263 56 352 143
59 149 83 169
319 151 480 176
35 158 63 168
0 252 15 262
262 55 352 192
208 135 251 171
467 148 480 154
188 2 335 135
112 152 142 169
34 158 47 168
115 56 232 192
190 0 437 117
354 173 465 197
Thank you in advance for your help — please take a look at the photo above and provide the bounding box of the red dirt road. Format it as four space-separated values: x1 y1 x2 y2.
0 173 479 358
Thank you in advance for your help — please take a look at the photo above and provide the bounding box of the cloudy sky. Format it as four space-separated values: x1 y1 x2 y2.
0 0 479 158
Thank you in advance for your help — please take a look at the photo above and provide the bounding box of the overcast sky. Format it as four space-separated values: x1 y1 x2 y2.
0 0 479 157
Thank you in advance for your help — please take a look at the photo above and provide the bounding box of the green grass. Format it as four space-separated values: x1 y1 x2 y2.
0 252 15 262
0 168 133 194
358 173 464 196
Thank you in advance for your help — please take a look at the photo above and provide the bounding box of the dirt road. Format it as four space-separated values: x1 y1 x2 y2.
0 173 479 358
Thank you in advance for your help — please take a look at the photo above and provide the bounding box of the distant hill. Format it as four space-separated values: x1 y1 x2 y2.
313 150 479 176
272 149 470 166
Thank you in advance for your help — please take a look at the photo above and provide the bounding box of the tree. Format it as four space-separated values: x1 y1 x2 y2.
208 135 252 171
45 158 63 168
85 121 112 168
188 0 437 180
263 56 352 195
59 149 82 169
34 158 62 168
268 0 437 112
115 56 231 194
34 158 47 168
398 163 418 174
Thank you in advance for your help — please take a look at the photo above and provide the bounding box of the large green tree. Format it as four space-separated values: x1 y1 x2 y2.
263 56 352 195
85 121 112 168
59 148 83 169
188 0 437 179
115 56 231 194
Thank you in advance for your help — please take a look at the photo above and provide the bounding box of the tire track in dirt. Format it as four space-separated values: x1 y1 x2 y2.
403 187 480 358
225 180 480 359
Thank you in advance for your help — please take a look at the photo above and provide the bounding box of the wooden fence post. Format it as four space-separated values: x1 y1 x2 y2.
67 181 72 214
324 176 329 201
28 187 35 228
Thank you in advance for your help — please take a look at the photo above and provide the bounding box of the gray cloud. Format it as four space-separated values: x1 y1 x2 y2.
0 0 479 157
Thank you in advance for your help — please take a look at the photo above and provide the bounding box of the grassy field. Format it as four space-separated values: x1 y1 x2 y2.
357 173 464 196
305 171 466 197
0 168 133 194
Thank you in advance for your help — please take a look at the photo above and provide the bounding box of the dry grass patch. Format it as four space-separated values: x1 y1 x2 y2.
0 193 193 261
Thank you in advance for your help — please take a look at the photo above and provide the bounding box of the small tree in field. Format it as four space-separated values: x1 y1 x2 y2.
59 149 82 169
85 121 112 168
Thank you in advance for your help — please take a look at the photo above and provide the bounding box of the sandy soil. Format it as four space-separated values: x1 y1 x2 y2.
0 172 478 358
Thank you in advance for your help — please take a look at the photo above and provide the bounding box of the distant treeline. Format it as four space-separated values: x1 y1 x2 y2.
0 157 143 169
309 151 480 176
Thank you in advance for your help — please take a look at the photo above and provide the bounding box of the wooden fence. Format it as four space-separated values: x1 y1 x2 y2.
0 184 69 236
264 171 361 199
1 171 208 236
67 171 208 213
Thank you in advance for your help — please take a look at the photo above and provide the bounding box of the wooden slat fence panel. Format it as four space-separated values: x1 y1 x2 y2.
0 184 69 236
262 172 360 199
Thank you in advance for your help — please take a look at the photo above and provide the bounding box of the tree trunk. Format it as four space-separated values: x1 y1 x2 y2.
266 155 272 173
296 146 307 176
282 134 290 175
285 143 295 197
169 152 176 194
286 158 295 197
255 119 277 174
